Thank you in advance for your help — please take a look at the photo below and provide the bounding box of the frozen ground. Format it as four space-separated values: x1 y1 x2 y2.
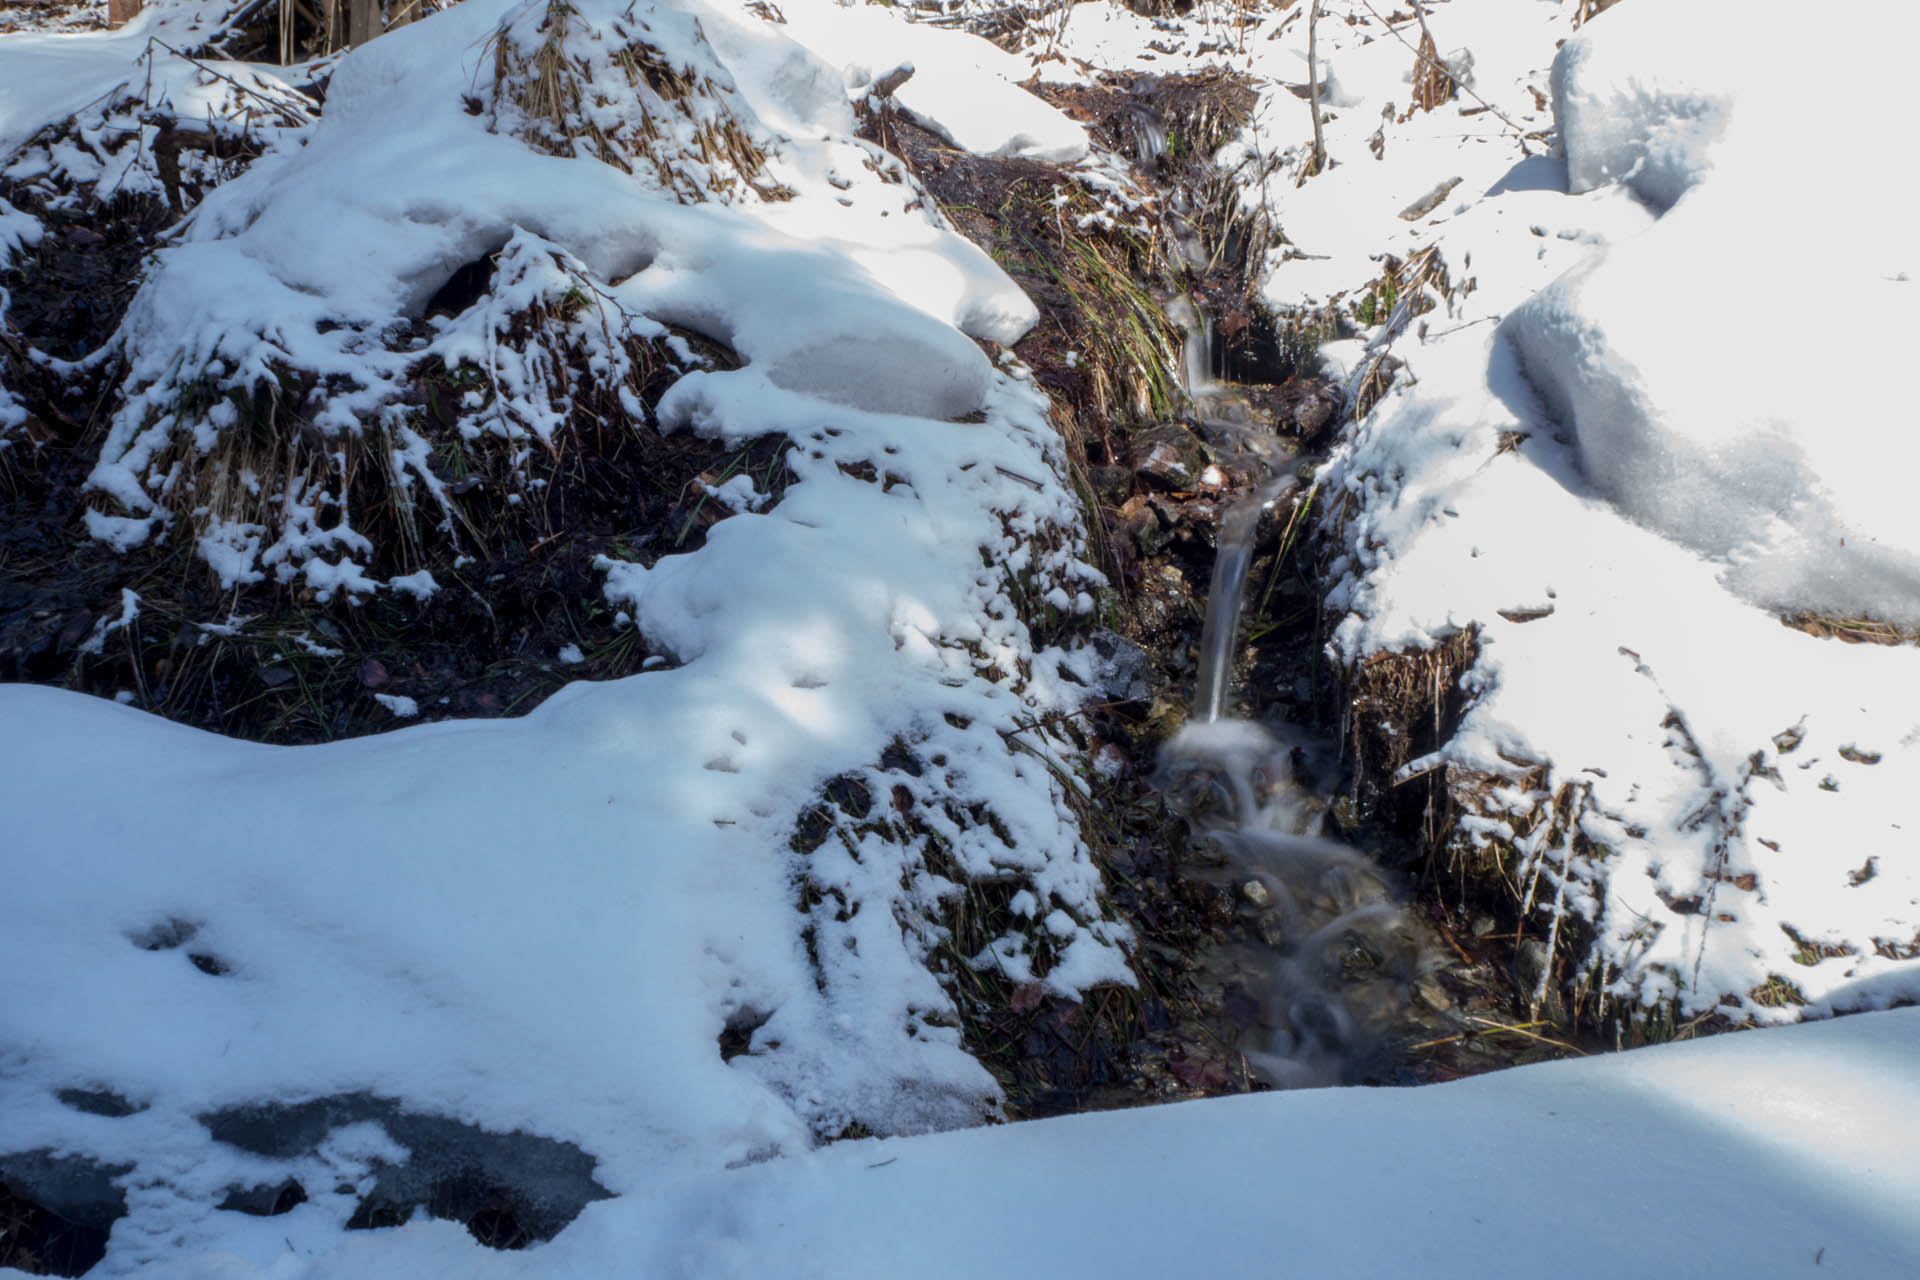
4 0 1919 1275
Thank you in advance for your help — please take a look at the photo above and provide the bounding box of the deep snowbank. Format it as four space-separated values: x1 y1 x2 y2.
128 1009 1920 1278
1291 0 1920 1020
1515 0 1920 623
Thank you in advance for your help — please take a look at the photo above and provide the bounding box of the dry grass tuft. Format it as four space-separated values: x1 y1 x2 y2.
1409 28 1455 114
1781 612 1920 646
1571 0 1625 30
488 1 784 204
1339 626 1480 840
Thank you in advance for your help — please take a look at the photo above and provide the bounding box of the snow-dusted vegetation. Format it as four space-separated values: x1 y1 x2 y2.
3 0 1917 1275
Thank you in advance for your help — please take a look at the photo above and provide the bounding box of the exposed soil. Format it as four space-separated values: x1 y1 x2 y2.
0 1178 110 1277
0 0 104 35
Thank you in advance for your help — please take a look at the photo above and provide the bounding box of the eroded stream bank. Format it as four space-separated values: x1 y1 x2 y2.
888 69 1610 1115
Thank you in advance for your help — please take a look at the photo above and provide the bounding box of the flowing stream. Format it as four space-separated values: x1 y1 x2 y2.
1155 302 1424 1089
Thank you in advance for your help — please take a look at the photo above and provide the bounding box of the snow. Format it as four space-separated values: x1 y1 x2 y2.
371 692 420 717
29 1009 1920 1277
5 0 1920 1275
0 194 38 268
1514 2 1920 623
775 2 1089 164
387 570 438 601
77 587 140 654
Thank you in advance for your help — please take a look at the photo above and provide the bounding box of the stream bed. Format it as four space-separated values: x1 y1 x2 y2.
979 76 1603 1108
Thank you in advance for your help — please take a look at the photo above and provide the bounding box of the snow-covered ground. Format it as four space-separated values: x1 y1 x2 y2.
4 0 1919 1275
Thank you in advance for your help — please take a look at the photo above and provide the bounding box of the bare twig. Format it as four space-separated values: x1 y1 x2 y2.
1465 1015 1588 1055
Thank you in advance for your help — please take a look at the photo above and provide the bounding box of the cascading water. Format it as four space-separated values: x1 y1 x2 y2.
1155 290 1424 1089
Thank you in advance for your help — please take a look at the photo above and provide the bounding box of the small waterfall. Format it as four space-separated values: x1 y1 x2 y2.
1191 470 1294 724
1166 293 1216 401
1123 104 1169 169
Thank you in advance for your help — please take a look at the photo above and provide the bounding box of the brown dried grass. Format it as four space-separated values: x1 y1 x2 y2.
1572 0 1625 29
489 1 781 204
1409 29 1455 114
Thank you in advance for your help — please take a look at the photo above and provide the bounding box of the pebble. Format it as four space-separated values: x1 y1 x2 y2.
1414 977 1452 1012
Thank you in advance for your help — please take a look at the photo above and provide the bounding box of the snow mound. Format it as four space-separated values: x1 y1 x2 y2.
779 2 1089 164
1549 0 1750 209
45 0 1042 590
1514 0 1920 623
1 4 1130 1270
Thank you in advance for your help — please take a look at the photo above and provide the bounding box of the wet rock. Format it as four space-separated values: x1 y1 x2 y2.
200 1093 613 1246
1131 424 1206 492
1117 494 1173 557
1252 911 1290 951
1329 795 1361 834
219 1178 308 1217
1086 464 1134 503
1291 393 1336 437
1273 378 1342 444
1413 976 1452 1012
1161 494 1220 550
1086 629 1153 704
